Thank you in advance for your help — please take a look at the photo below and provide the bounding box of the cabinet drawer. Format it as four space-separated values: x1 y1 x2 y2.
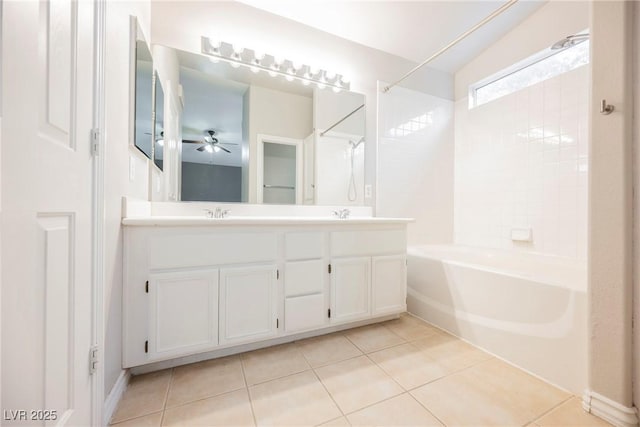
285 260 324 297
149 232 278 269
285 232 325 260
331 229 406 257
285 294 325 332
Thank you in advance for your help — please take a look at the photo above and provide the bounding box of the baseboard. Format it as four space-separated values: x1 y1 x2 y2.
582 390 639 427
103 370 130 426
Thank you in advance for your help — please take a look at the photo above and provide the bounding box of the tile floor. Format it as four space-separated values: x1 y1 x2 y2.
111 314 612 427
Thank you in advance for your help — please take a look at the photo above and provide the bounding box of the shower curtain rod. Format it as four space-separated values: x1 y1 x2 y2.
382 0 519 93
319 103 365 137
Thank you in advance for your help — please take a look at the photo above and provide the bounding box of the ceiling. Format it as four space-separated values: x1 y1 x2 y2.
237 0 546 73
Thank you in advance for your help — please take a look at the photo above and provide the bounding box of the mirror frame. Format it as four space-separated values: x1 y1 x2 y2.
129 16 153 160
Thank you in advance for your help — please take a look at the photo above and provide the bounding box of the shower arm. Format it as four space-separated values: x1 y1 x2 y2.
319 104 365 137
382 0 519 93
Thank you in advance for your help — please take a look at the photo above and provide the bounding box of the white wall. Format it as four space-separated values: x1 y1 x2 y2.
104 1 151 397
455 1 589 101
377 84 454 245
315 136 365 206
150 1 453 209
454 66 589 258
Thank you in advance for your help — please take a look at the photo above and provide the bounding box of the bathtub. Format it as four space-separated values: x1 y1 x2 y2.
407 244 587 394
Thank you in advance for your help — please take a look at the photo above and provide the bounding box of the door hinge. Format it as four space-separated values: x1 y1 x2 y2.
276 318 279 328
144 340 148 353
90 128 100 156
145 280 149 293
89 345 99 375
328 308 331 318
277 269 280 280
328 264 332 274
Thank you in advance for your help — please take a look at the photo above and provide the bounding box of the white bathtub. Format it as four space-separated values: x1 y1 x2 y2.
407 244 587 394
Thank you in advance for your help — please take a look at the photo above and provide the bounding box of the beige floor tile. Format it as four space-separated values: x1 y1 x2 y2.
368 343 448 390
249 370 341 426
315 355 403 414
297 333 363 367
110 412 162 427
411 358 569 426
241 343 310 385
162 389 255 426
535 397 613 426
412 331 492 372
383 314 440 341
344 324 405 353
166 355 245 407
347 393 443 426
111 370 172 424
318 416 351 426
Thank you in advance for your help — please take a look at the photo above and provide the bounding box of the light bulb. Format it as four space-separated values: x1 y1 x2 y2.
210 40 221 54
213 145 221 152
285 75 294 82
302 79 310 86
326 71 336 80
157 139 164 146
204 145 213 153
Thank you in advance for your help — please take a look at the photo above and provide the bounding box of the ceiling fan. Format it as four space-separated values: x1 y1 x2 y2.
183 129 238 154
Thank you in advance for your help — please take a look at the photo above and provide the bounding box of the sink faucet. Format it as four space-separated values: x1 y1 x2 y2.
332 208 350 219
204 208 230 218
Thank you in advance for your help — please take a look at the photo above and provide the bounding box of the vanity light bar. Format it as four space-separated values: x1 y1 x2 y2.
201 37 350 92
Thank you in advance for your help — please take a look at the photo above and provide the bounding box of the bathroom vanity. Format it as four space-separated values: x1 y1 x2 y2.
122 216 410 368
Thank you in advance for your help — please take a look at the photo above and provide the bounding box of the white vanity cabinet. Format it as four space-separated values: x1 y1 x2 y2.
122 219 409 368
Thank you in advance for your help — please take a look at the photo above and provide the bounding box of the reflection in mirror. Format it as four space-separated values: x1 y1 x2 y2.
155 46 365 205
152 71 164 171
133 20 152 158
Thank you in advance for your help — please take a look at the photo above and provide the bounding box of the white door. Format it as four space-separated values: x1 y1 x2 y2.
219 265 278 345
330 257 371 323
2 1 95 425
372 255 407 315
148 269 219 361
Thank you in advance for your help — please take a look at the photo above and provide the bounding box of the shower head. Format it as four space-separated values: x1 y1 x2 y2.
551 33 589 50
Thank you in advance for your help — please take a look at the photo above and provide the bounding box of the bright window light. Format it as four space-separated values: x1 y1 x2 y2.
470 39 590 108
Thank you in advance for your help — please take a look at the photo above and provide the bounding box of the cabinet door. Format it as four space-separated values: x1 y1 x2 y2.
219 265 278 345
372 255 407 315
330 257 371 323
148 269 219 360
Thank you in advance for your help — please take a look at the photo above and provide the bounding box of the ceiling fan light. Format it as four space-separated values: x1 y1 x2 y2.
213 145 221 153
204 145 214 153
157 139 164 146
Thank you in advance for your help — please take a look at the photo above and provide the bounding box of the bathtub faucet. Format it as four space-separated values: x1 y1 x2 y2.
332 208 351 219
204 207 230 218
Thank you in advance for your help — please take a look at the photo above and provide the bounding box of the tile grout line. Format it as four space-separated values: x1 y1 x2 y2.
239 353 259 427
309 365 348 423
159 368 175 426
405 391 448 427
109 411 163 427
526 394 574 426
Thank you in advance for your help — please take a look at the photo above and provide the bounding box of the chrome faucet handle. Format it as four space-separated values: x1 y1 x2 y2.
203 209 215 218
221 209 230 218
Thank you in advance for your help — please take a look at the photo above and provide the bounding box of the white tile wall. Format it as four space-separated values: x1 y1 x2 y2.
377 84 454 245
454 66 589 259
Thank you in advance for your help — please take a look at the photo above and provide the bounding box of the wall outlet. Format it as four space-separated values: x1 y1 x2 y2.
364 184 372 198
129 156 135 181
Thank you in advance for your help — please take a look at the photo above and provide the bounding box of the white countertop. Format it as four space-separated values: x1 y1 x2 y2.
122 216 414 226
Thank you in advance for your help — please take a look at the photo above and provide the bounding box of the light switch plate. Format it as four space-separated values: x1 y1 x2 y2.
364 184 372 198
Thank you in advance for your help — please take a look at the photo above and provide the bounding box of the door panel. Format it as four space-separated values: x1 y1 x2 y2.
372 255 407 315
2 1 94 425
219 265 278 345
285 294 326 332
149 270 219 359
330 257 371 323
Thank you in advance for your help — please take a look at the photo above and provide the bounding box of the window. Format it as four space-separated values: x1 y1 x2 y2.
469 38 590 108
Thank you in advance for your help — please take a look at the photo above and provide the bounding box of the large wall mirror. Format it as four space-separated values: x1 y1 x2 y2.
153 45 366 206
132 19 153 158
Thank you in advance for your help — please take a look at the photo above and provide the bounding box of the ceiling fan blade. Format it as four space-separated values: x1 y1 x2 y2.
196 146 206 152
183 139 204 144
219 145 231 154
219 142 239 146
